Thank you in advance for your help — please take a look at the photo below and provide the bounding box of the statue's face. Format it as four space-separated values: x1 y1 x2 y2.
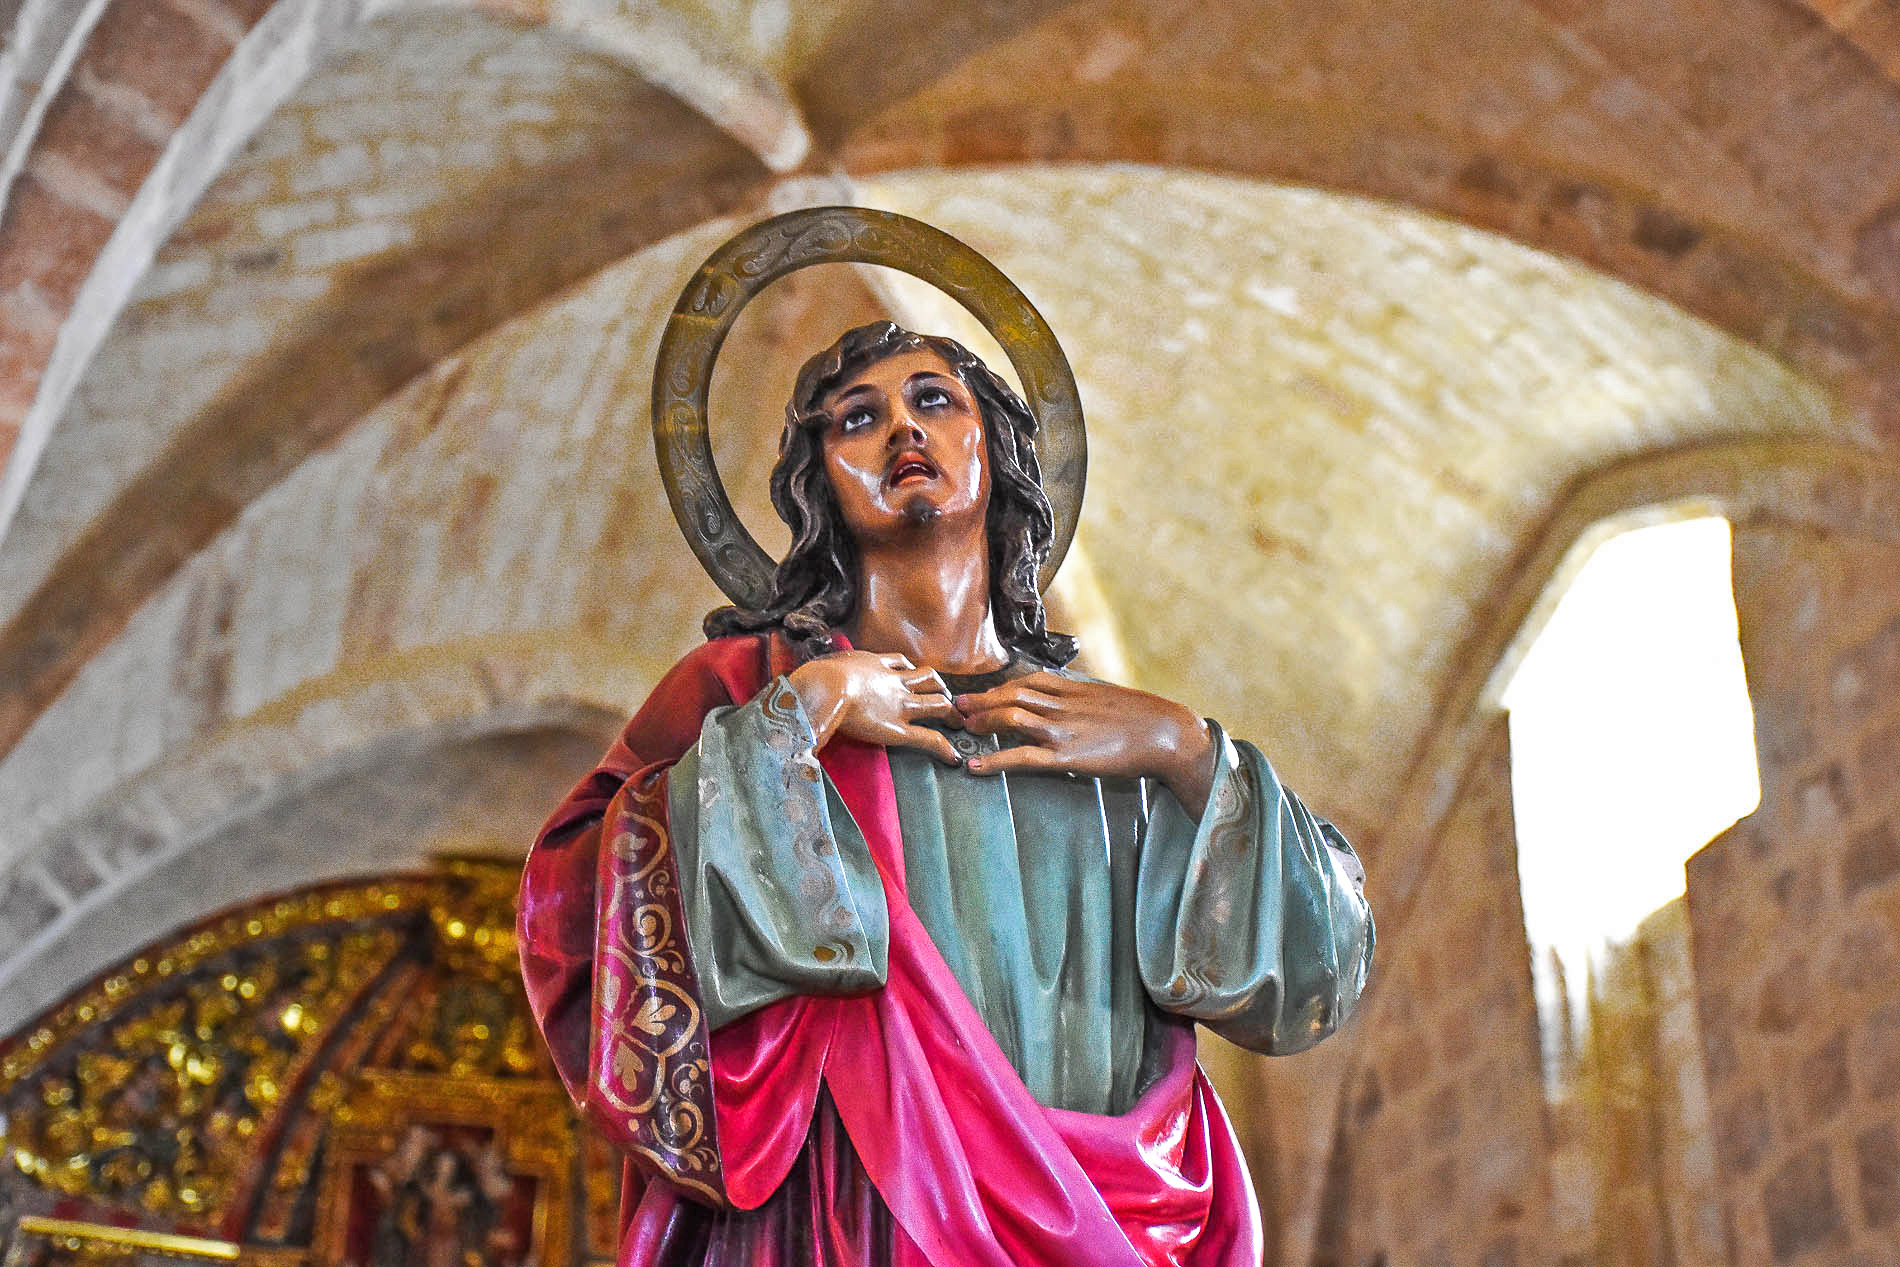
817 346 989 546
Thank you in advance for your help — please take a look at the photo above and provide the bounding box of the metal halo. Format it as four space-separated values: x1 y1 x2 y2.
652 206 1086 610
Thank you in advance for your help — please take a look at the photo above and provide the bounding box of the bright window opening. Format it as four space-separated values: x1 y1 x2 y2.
1501 515 1760 1084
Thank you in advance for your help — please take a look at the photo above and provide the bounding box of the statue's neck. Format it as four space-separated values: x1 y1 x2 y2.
845 525 1009 675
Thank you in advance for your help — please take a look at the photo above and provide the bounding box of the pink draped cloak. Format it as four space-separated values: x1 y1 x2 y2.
518 634 1262 1266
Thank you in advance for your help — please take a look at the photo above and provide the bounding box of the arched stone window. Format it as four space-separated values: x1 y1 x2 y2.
1501 513 1760 1265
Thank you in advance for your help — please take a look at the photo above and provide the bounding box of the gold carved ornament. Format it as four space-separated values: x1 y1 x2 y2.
0 861 613 1267
1 887 425 1225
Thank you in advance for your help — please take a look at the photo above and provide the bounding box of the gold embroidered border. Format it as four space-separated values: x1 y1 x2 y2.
590 770 725 1205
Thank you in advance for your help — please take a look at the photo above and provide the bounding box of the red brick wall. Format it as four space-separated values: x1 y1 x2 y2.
0 0 274 441
1323 720 1552 1267
1686 522 1900 1265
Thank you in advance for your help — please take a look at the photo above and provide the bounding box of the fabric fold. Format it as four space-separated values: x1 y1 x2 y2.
521 634 1270 1267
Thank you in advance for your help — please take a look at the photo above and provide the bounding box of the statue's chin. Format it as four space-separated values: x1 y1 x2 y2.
900 498 943 530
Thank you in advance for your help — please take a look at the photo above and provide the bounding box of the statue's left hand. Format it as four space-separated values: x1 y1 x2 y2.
955 673 1216 818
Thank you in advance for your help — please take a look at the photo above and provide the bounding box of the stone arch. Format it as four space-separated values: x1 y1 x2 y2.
7 0 1900 533
1284 437 1900 1265
7 0 1900 786
2 0 403 518
806 0 1900 440
0 6 788 767
0 0 824 526
0 158 1853 862
1381 437 1900 933
0 634 639 1032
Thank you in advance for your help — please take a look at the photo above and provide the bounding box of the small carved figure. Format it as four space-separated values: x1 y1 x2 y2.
520 210 1373 1267
359 1126 519 1267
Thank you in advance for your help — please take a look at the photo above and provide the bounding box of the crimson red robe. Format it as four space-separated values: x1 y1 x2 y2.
518 633 1261 1266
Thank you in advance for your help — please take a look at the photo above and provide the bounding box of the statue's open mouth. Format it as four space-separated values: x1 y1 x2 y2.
887 454 939 487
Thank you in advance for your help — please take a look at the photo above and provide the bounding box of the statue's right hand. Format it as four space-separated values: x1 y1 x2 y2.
786 651 963 765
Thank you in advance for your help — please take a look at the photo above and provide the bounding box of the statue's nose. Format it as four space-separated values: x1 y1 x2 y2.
886 413 927 447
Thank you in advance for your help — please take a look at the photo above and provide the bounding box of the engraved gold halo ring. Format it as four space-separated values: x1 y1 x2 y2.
651 206 1086 609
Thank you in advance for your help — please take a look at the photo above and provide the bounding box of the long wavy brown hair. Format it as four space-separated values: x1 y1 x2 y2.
704 321 1077 667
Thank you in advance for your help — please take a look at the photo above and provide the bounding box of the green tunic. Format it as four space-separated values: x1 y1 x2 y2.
668 669 1373 1117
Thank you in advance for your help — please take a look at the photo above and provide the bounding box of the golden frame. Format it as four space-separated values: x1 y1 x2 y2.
309 1070 576 1267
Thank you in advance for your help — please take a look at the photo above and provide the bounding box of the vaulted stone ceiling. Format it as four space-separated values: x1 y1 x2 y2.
858 167 1837 833
0 8 764 616
0 0 1893 1078
0 153 1839 857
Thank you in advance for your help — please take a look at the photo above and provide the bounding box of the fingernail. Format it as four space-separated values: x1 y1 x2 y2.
967 757 983 771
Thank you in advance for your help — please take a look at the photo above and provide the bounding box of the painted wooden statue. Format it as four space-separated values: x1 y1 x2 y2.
518 209 1374 1267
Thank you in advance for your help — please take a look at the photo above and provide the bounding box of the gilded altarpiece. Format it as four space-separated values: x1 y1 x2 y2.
0 859 621 1266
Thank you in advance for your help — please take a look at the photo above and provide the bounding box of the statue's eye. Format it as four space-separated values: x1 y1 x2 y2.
915 386 951 409
838 408 874 433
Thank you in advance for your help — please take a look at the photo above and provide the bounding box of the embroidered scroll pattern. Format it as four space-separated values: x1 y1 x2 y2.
1167 746 1260 1014
592 770 725 1206
760 678 861 963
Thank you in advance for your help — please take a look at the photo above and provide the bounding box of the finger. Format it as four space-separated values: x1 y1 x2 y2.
954 681 1065 717
952 680 1017 713
1011 688 1067 715
890 725 962 765
961 706 1061 743
879 654 915 672
966 745 1066 776
1014 671 1080 695
901 693 964 726
901 667 949 696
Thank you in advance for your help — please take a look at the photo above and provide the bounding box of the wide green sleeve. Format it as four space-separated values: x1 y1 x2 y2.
1135 721 1374 1055
668 676 889 1032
